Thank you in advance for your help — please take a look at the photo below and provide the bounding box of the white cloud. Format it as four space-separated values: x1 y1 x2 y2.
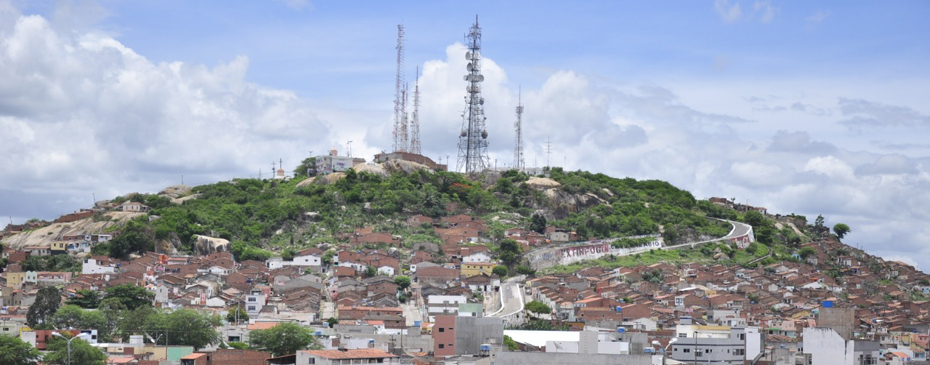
0 8 332 215
715 0 743 23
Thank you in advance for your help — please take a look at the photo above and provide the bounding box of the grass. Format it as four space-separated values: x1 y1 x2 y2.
542 241 777 274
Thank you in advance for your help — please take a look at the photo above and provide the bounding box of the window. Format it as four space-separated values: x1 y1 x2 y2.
679 333 687 338
683 349 691 353
308 358 315 364
734 349 745 356
696 352 703 357
439 328 444 332
248 297 256 302
439 344 445 349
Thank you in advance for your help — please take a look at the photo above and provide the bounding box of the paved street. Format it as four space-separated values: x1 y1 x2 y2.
490 277 524 317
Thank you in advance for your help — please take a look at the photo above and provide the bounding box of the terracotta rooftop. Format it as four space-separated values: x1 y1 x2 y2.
300 349 398 359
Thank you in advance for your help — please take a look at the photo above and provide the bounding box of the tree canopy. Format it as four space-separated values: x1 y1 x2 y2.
525 300 552 315
394 275 411 290
103 284 154 310
27 286 61 328
833 223 851 240
0 334 41 365
250 322 318 357
65 290 101 309
43 335 107 365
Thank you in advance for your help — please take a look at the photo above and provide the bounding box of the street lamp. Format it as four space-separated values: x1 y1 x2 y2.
652 338 677 365
52 332 90 365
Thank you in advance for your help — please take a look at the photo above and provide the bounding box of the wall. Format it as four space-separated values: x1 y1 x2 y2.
454 316 504 356
493 352 652 365
802 327 855 365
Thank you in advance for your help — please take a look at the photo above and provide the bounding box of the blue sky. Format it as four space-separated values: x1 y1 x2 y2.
1 0 929 268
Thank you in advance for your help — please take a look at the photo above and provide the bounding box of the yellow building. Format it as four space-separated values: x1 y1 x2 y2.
4 272 26 288
461 262 497 277
50 241 68 253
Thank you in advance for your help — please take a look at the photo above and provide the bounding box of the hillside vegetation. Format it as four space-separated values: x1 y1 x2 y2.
80 166 749 261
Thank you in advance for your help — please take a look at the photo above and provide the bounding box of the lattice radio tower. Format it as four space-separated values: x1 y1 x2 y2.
392 23 408 152
513 86 525 172
409 66 422 155
456 16 489 173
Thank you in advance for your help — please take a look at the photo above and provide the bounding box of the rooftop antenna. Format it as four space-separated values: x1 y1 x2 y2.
456 15 489 173
347 141 353 157
392 23 408 153
514 85 525 172
410 66 422 155
271 161 276 177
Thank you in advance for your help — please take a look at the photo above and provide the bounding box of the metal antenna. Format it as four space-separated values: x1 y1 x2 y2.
347 141 353 158
456 15 489 173
392 23 407 152
410 65 422 155
514 85 525 172
546 135 551 168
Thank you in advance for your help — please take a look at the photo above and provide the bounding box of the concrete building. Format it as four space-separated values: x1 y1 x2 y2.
801 327 880 365
244 289 266 316
433 315 504 357
545 330 631 355
315 148 366 175
669 317 762 364
428 295 467 319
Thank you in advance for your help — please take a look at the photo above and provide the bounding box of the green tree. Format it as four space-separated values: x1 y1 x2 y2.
515 265 536 276
227 306 250 325
65 290 101 309
250 322 317 357
27 286 61 328
833 223 851 240
799 247 816 260
530 213 547 234
503 335 519 351
294 156 318 177
742 210 767 228
394 275 411 291
228 341 249 349
0 334 41 365
492 265 509 277
104 284 154 310
43 335 107 365
326 317 339 328
814 215 825 229
106 216 155 259
498 239 522 267
165 309 222 350
364 265 377 278
524 300 552 315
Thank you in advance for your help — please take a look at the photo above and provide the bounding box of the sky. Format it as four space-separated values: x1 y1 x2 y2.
1 0 928 269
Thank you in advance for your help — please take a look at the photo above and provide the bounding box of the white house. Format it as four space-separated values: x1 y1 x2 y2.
245 289 266 316
82 257 117 274
427 295 467 320
266 251 322 270
462 251 492 263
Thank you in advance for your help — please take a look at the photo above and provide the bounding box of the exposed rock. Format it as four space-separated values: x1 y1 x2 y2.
354 163 389 177
193 234 230 255
314 173 346 185
295 176 316 188
538 189 610 220
159 185 192 198
524 177 561 189
380 160 433 175
170 194 201 205
0 212 143 249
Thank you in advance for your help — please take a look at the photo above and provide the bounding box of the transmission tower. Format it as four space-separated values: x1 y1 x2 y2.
513 86 525 172
409 66 422 155
456 15 489 173
392 23 408 152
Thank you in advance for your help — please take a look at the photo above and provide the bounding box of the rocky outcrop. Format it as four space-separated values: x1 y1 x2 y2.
0 212 142 249
192 234 230 255
521 178 608 220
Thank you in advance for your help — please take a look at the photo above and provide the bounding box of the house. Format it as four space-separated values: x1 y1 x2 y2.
296 349 399 365
460 262 496 278
82 256 119 274
120 201 150 213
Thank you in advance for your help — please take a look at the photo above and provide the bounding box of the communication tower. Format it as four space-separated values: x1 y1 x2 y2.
456 16 489 173
393 23 408 152
513 86 525 172
409 66 422 155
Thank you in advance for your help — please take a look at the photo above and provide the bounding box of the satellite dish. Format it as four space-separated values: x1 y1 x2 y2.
465 51 472 60
477 75 484 82
467 63 474 72
481 130 488 139
479 98 484 105
460 131 467 137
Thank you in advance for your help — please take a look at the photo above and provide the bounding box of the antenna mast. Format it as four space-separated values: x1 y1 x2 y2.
456 15 489 173
514 86 525 172
546 135 551 168
410 66 422 155
392 23 408 152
